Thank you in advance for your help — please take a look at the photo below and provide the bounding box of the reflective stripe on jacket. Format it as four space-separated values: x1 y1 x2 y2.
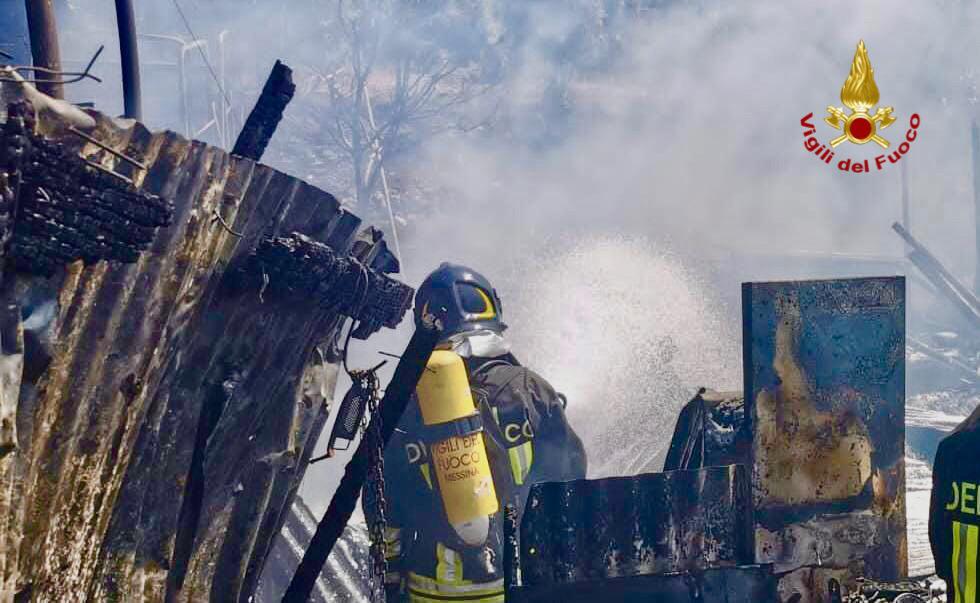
930 408 980 603
951 520 979 603
408 565 505 602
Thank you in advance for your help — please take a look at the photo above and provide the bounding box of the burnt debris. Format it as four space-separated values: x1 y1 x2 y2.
517 465 755 586
249 233 413 339
663 388 750 472
1 100 173 276
232 60 295 161
507 465 770 603
0 74 411 601
0 100 33 258
284 322 440 602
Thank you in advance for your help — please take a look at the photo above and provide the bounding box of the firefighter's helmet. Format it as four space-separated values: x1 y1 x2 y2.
414 263 505 338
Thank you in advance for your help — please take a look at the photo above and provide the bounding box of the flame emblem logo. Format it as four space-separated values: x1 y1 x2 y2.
824 40 897 148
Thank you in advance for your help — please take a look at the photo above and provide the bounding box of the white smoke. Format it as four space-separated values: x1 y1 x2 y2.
502 235 741 476
47 0 980 511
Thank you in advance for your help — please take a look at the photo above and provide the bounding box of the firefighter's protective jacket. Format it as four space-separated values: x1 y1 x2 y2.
373 353 587 602
930 406 980 603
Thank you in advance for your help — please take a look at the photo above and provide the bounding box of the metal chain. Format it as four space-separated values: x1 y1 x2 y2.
360 369 388 602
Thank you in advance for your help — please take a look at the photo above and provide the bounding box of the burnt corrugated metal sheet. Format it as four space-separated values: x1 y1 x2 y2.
518 464 753 589
0 99 405 602
743 276 907 603
508 564 777 603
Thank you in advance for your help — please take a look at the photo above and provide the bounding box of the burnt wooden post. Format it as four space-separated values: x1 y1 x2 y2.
283 324 440 603
232 60 295 160
23 0 63 99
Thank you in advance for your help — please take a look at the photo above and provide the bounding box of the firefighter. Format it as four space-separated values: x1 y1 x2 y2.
372 263 587 603
929 404 980 603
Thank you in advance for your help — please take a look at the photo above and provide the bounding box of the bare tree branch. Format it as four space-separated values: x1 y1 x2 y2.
277 0 499 209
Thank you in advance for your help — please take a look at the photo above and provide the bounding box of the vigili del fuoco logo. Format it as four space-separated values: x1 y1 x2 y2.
800 40 920 174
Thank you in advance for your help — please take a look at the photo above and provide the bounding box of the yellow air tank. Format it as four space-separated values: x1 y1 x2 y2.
416 350 499 546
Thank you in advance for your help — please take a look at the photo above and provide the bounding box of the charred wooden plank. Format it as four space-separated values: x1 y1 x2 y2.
893 221 980 332
232 60 295 161
31 135 195 600
284 323 441 603
234 184 345 598
744 276 906 603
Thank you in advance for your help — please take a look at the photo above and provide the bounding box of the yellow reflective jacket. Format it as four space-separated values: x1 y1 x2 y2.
930 406 980 603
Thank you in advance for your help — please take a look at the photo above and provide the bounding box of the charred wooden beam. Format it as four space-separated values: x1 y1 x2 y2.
893 221 980 332
23 0 63 100
0 87 406 603
232 60 294 160
283 322 440 603
248 233 413 340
